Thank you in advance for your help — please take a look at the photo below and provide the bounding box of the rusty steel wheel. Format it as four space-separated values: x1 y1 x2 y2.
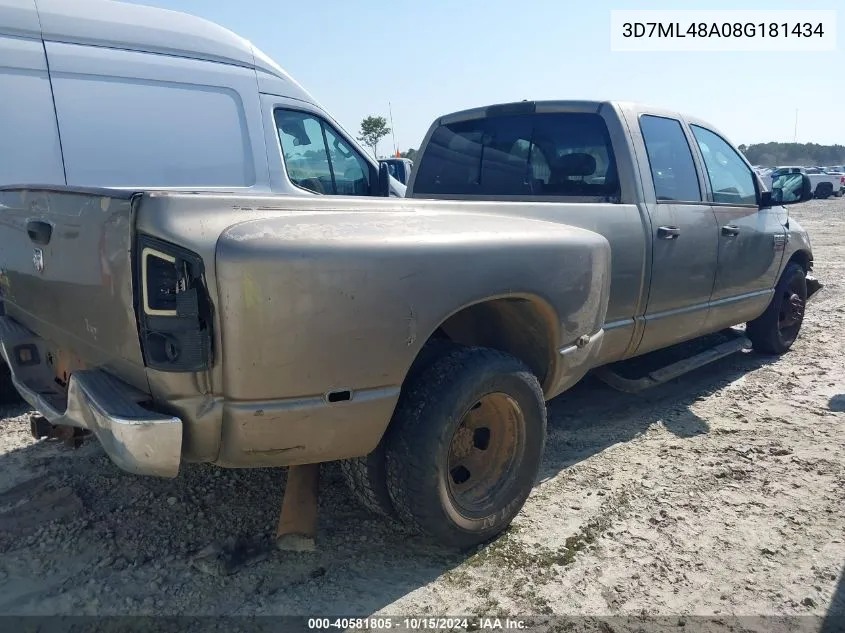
340 338 459 519
446 393 524 517
748 262 807 355
776 277 805 345
385 345 546 549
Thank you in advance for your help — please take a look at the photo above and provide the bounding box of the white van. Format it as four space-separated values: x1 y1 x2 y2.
0 0 405 196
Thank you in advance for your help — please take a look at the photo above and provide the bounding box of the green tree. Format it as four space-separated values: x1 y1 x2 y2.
400 148 418 161
740 142 845 167
357 115 391 158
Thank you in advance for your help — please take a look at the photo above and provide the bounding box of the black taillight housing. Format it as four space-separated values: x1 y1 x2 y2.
134 235 213 372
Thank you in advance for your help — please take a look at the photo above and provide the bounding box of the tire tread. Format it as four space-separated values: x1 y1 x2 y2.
385 346 546 548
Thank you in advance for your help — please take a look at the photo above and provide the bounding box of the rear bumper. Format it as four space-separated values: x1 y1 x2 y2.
0 316 182 478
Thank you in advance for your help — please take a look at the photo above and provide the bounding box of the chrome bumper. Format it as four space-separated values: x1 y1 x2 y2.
0 316 182 478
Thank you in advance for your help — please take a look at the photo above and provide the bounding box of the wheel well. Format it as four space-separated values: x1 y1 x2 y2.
789 250 811 273
426 298 556 387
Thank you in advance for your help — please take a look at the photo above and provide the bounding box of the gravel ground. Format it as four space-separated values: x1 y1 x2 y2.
0 199 843 630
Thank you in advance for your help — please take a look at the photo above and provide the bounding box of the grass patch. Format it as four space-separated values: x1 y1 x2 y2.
461 493 629 576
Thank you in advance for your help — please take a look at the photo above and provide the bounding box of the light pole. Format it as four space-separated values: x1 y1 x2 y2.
389 101 397 156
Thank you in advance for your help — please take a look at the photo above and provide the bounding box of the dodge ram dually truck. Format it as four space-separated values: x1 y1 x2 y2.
0 101 821 550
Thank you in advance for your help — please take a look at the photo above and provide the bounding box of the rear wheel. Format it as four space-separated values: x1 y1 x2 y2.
385 346 546 549
747 262 807 355
339 337 458 519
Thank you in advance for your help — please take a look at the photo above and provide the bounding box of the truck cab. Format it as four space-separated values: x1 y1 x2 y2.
407 100 819 363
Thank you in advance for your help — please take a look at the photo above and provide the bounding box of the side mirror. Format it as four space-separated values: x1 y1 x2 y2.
376 162 391 197
769 173 813 206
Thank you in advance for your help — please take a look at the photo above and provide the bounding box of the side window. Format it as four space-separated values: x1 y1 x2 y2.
324 127 371 195
412 112 619 198
690 125 757 205
639 115 702 202
275 110 333 194
274 109 371 196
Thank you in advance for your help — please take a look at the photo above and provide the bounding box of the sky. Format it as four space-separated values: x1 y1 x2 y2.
134 0 843 153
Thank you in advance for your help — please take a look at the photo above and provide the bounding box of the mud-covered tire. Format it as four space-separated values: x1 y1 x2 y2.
385 346 546 549
747 262 807 355
339 337 460 519
0 361 20 406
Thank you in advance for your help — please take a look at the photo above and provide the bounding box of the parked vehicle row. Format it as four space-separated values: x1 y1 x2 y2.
769 166 844 198
0 0 826 548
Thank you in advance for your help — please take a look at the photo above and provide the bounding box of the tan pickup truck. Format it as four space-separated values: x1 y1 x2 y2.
0 102 822 550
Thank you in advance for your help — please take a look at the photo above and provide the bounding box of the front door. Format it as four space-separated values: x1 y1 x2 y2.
635 114 720 355
688 124 786 330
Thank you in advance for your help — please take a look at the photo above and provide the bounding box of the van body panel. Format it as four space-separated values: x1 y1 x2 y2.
36 0 256 70
0 33 65 185
0 0 40 38
45 40 268 190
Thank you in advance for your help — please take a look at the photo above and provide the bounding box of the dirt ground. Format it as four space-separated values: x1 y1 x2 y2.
0 199 843 631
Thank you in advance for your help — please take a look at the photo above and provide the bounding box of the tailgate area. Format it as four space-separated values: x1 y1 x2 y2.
0 187 149 391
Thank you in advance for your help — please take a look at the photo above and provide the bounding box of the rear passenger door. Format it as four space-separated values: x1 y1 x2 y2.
634 114 720 355
688 124 785 329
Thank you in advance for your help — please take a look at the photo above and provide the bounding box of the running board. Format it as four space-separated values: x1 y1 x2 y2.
594 336 752 394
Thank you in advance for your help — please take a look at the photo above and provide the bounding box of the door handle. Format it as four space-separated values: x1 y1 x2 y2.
26 220 53 245
657 226 680 240
721 224 741 237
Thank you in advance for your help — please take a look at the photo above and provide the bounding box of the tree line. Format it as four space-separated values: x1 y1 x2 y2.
738 142 845 167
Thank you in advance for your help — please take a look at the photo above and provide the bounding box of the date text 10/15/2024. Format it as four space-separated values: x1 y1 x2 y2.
308 618 527 630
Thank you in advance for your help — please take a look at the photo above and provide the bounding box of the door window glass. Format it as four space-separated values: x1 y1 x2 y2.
275 109 371 195
639 115 702 202
691 125 757 205
324 127 371 195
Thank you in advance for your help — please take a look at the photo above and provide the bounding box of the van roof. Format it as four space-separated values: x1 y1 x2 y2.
2 0 317 103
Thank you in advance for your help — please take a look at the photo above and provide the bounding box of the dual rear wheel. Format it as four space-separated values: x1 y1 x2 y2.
340 343 546 549
342 263 809 549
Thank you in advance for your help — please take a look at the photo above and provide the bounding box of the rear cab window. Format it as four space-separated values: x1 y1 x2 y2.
412 112 620 199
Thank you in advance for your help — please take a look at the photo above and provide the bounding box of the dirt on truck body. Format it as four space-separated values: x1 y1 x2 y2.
0 98 826 553
0 200 841 628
